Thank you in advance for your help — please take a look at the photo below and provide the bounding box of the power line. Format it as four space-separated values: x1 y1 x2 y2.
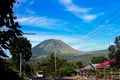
68 8 120 45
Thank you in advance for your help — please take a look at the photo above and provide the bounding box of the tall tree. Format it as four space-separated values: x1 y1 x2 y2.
75 60 83 69
0 0 22 58
36 53 76 77
22 62 32 73
9 37 32 70
108 36 120 67
0 58 21 80
0 0 23 79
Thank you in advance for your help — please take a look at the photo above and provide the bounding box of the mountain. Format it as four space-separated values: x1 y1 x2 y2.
32 39 80 56
31 39 109 64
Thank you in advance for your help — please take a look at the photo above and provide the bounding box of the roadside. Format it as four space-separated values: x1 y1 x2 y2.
63 76 83 80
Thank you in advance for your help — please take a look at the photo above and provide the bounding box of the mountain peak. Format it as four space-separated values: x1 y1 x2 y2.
32 39 80 56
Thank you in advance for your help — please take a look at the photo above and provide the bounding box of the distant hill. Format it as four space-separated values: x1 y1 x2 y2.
70 49 109 64
31 39 109 64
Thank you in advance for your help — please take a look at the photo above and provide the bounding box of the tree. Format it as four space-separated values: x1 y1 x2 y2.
108 36 120 67
108 45 116 59
0 58 21 80
0 0 22 58
90 56 108 64
9 37 32 70
59 63 76 77
0 0 23 79
35 53 76 77
22 62 32 73
75 60 83 69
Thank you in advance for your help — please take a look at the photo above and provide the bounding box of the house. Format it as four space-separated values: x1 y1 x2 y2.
96 59 117 69
79 63 99 77
84 63 99 70
80 63 99 73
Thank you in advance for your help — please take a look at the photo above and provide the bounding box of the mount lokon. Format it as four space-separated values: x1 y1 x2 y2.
32 39 80 56
31 39 109 64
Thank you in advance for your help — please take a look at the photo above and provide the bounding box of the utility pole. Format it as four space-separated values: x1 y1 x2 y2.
19 32 35 77
55 51 57 72
20 53 22 77
1 29 36 77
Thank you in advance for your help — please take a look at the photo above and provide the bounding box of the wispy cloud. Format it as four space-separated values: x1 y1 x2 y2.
15 0 27 7
17 16 68 30
60 0 91 13
25 9 35 15
68 18 120 44
80 15 97 22
70 40 108 51
16 0 34 6
16 0 27 3
24 33 79 48
29 0 34 5
23 30 108 51
59 0 102 22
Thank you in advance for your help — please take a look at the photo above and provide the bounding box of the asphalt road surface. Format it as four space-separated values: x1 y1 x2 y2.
26 73 75 80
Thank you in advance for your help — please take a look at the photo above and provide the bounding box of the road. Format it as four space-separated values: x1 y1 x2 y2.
26 73 75 80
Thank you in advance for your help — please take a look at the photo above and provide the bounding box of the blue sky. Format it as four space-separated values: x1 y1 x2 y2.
14 0 120 51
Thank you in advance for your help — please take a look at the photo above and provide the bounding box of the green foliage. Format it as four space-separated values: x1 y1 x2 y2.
22 62 32 73
75 60 83 69
9 37 32 71
0 58 21 80
114 50 120 67
0 0 23 79
108 36 120 67
19 76 30 80
10 37 32 60
90 56 108 64
33 53 76 78
59 63 76 77
0 0 22 58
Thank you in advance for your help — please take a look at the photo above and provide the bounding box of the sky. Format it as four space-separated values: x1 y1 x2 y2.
14 0 120 51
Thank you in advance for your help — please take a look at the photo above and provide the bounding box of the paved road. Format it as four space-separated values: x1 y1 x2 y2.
26 73 75 80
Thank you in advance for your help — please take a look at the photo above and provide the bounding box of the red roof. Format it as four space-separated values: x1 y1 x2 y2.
96 59 117 68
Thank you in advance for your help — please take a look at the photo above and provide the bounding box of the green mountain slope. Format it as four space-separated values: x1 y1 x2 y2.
32 39 80 56
31 39 109 64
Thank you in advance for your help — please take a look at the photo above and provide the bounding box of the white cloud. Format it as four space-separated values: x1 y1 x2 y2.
60 0 101 22
16 0 27 3
70 41 108 51
17 16 68 30
23 31 108 51
60 0 91 13
15 0 27 7
81 15 97 22
69 23 117 45
24 33 79 48
16 0 34 6
25 9 35 15
29 1 34 5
